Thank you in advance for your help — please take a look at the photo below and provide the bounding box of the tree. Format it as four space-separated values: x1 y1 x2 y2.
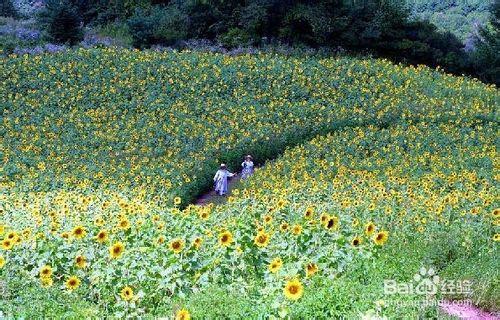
472 0 500 84
0 0 18 17
37 0 84 45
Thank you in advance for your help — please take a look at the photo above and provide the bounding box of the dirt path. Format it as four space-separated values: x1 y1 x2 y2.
195 175 242 206
440 301 499 320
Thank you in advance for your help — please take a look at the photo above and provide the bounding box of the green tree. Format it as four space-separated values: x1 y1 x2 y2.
38 0 84 45
472 0 500 84
0 0 18 17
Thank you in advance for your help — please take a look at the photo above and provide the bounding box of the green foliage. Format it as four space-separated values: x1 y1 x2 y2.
472 1 500 84
127 6 188 48
0 276 101 318
0 0 17 18
37 0 83 45
94 22 133 47
409 0 494 41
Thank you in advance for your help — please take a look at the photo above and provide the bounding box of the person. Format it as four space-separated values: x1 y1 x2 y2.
214 164 236 196
241 155 254 180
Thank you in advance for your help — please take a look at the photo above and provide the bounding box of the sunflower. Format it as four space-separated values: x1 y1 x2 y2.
94 217 104 227
95 230 108 243
109 241 125 259
324 216 339 231
305 263 318 277
156 235 166 245
175 309 191 320
304 207 314 219
352 218 360 227
263 214 273 224
373 231 389 246
364 222 376 236
65 276 81 291
1 238 13 250
120 286 134 301
320 214 329 224
254 231 270 248
40 276 53 288
72 226 86 239
493 234 500 242
6 232 18 242
39 265 52 278
280 222 289 232
291 224 302 236
169 238 185 253
0 255 5 268
198 209 210 220
351 236 362 247
174 197 182 205
118 219 130 230
192 237 203 249
75 255 87 269
218 231 233 247
268 257 283 273
493 208 500 217
284 278 304 301
60 231 70 239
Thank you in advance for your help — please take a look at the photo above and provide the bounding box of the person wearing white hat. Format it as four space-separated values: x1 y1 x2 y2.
213 163 237 196
241 155 254 180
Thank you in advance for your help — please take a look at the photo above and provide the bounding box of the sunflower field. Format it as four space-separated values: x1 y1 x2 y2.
0 48 498 318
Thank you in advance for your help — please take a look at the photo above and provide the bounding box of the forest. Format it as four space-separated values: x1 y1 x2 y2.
1 0 499 84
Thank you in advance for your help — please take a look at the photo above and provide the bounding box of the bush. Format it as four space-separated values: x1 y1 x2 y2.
218 27 252 48
37 0 83 45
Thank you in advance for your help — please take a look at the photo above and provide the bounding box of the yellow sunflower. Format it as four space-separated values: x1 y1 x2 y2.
192 237 203 249
373 231 389 246
0 255 5 268
280 222 289 232
305 263 318 277
75 255 87 269
364 222 376 236
95 230 108 243
292 224 303 236
72 226 86 239
493 234 500 242
254 231 270 248
304 207 314 219
65 275 81 291
39 265 53 278
324 216 339 231
174 197 182 205
109 241 125 259
1 238 13 250
351 236 362 247
169 238 185 253
268 257 283 273
218 231 233 247
175 309 191 320
118 218 130 230
120 286 134 301
40 276 53 288
284 278 304 301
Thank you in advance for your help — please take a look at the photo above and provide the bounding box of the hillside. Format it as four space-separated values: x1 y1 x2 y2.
0 48 498 318
409 0 493 41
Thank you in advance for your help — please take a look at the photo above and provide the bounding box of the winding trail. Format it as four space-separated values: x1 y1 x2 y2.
195 175 242 206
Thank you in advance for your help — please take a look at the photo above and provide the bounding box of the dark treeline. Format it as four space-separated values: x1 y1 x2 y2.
2 0 499 85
